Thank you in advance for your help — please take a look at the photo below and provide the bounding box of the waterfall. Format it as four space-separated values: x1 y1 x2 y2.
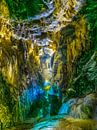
58 99 77 115
18 81 44 120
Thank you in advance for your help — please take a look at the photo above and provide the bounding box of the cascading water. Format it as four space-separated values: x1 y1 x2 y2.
19 80 44 119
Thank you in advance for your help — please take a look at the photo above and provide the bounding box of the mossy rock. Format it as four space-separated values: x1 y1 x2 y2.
81 105 92 118
0 104 12 129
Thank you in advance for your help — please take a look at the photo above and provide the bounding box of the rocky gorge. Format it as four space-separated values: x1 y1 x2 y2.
0 0 97 129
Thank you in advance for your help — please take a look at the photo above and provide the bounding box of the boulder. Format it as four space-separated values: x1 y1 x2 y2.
69 93 97 119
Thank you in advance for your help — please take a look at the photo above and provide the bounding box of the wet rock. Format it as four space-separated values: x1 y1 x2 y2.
77 99 83 105
58 98 77 115
83 94 97 107
70 94 97 119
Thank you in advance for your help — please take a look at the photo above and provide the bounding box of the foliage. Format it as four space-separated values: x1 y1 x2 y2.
0 74 15 128
70 0 97 97
80 0 97 49
5 0 46 19
0 104 12 128
0 74 14 111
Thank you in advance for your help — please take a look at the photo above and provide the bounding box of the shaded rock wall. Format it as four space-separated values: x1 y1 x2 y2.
52 14 90 93
0 0 41 126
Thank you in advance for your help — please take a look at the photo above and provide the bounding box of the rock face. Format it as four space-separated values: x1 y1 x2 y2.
0 17 41 122
0 1 41 126
57 16 88 90
58 93 97 119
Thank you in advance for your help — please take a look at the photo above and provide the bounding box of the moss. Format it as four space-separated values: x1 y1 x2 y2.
82 105 92 118
57 118 97 130
0 74 16 128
